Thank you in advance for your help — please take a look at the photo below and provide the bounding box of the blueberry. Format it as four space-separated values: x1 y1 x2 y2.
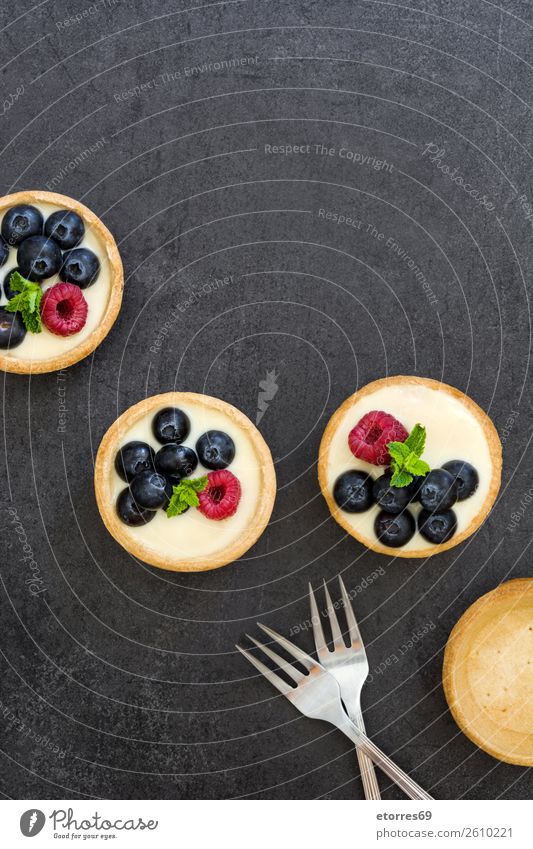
1 205 43 247
372 472 411 514
152 407 190 445
18 235 62 280
155 444 198 484
115 441 155 483
0 236 8 267
4 268 19 301
418 509 457 544
60 247 100 288
130 470 171 510
116 487 156 526
45 210 85 249
333 470 374 512
419 468 457 512
0 307 26 348
442 460 479 501
374 509 415 547
406 475 425 502
196 430 235 470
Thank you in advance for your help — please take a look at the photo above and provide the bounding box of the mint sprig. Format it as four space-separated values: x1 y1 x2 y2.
166 475 208 517
387 423 430 488
4 271 43 333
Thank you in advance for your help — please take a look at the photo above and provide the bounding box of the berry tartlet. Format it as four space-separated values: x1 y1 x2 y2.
0 190 123 374
318 376 502 557
94 392 276 572
443 579 533 765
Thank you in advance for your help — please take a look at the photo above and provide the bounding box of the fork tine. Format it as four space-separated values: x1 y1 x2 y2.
246 634 304 683
323 580 345 648
338 576 363 649
236 644 292 695
257 623 316 671
308 583 328 656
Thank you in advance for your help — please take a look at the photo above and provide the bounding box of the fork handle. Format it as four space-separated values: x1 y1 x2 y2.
338 718 433 800
348 705 381 800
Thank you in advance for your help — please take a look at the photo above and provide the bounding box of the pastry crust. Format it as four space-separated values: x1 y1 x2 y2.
0 190 123 374
94 392 277 572
318 375 502 557
442 579 533 765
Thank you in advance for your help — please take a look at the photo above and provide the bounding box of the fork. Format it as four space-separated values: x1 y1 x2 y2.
237 624 433 800
309 577 381 799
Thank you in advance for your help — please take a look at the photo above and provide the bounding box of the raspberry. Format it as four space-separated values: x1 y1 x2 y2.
41 282 88 336
348 410 408 466
198 470 241 520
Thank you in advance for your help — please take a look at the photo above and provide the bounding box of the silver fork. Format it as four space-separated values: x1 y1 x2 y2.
237 624 433 800
309 577 381 799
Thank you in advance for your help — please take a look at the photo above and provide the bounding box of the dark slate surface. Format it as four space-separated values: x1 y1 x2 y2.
0 0 532 800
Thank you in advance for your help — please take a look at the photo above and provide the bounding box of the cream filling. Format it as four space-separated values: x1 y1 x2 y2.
467 610 533 734
326 382 493 550
0 201 111 360
110 402 263 561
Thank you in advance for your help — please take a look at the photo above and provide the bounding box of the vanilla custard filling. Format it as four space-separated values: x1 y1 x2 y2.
467 610 533 734
326 383 493 551
110 403 263 560
0 202 111 360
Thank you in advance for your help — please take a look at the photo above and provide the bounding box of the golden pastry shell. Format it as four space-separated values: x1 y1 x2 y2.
442 579 533 765
0 190 123 374
318 375 502 558
94 392 277 572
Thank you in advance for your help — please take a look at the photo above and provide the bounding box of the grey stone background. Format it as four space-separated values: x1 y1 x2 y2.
0 0 532 800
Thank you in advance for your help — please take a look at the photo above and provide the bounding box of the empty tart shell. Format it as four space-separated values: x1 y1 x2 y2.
318 376 502 557
443 579 533 765
0 190 123 374
94 392 277 572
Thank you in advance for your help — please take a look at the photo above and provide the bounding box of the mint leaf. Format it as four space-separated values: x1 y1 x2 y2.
404 423 426 456
404 451 419 469
166 475 208 517
387 423 429 488
182 489 199 507
6 270 28 294
390 468 413 488
5 271 43 334
187 476 209 492
387 441 410 464
405 457 430 477
28 289 38 313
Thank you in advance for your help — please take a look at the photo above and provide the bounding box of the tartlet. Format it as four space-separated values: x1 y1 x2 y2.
0 190 123 374
95 392 276 572
318 376 502 557
443 579 533 765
